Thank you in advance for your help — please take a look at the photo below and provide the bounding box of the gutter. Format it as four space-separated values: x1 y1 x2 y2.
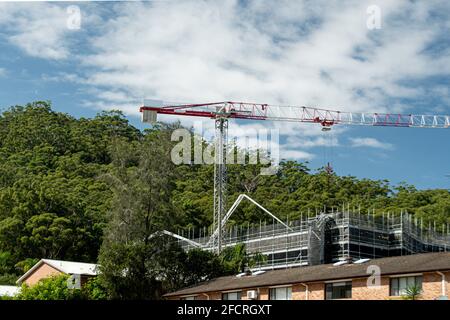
436 271 447 297
300 283 309 300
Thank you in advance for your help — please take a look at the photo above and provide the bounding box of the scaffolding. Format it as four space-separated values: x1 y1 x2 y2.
175 209 450 270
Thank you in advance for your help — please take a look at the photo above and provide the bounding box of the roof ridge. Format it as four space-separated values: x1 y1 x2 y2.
42 258 97 265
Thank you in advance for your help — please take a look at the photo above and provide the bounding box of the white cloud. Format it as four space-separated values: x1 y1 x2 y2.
0 3 100 60
67 0 449 116
0 3 71 59
1 0 449 160
81 100 140 117
349 137 394 150
2 1 450 109
41 72 85 83
285 136 339 149
0 68 6 77
279 149 314 160
75 0 446 159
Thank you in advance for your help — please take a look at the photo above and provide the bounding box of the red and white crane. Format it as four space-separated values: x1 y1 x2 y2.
140 101 450 253
141 101 450 128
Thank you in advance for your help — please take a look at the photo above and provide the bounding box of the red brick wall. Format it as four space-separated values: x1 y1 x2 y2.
306 282 325 300
352 272 450 300
291 283 324 300
352 277 390 300
22 263 62 287
421 271 450 300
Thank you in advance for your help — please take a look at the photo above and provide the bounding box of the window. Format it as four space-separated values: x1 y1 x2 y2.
390 276 422 296
181 296 197 300
325 281 352 300
269 287 292 300
222 291 242 300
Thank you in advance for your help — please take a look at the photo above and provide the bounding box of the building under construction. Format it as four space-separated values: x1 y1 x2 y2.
175 208 450 270
140 102 450 270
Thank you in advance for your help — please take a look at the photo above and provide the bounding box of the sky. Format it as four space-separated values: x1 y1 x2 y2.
0 0 449 189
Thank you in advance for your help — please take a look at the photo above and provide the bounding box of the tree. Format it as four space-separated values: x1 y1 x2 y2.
81 277 108 300
97 125 180 299
0 102 133 280
21 213 72 259
169 248 225 290
0 101 449 298
0 251 17 285
220 243 267 274
15 274 82 300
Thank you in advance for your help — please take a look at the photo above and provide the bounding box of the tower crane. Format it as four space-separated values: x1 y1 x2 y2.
140 101 450 253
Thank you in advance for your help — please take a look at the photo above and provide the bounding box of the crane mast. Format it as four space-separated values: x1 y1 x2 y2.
140 100 450 254
214 117 228 253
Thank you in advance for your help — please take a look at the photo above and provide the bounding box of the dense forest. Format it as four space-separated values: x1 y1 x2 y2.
0 101 449 298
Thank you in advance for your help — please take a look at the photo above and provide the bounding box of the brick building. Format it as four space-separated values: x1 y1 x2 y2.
165 252 450 300
16 259 98 288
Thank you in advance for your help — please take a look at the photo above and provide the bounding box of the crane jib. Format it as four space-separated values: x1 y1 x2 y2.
140 103 450 128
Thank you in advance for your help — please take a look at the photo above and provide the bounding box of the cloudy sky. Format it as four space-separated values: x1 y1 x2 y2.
0 0 449 189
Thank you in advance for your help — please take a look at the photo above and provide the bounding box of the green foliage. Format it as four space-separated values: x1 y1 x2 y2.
15 274 82 300
0 251 18 284
0 101 449 299
0 102 135 282
0 273 17 285
98 127 179 299
97 127 230 299
174 159 449 229
0 251 15 274
171 248 225 290
81 277 108 300
15 258 39 274
220 243 267 274
402 284 422 300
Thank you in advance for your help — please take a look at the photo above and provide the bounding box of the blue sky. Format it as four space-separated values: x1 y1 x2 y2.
0 0 449 189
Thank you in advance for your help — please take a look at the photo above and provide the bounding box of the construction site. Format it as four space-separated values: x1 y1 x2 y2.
174 208 450 270
141 101 450 270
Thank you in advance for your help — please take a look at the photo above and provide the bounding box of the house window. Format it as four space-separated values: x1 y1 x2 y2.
269 287 292 300
222 291 242 300
181 296 197 300
325 281 352 300
390 276 422 296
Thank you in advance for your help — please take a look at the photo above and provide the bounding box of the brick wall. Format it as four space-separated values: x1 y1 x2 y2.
258 288 269 300
307 283 325 300
351 272 450 300
22 263 62 287
421 271 450 300
352 277 390 300
291 283 325 300
292 284 306 300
